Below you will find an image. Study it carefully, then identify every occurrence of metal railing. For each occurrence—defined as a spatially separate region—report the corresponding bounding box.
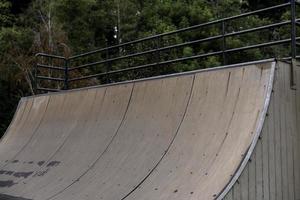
[34,0,300,93]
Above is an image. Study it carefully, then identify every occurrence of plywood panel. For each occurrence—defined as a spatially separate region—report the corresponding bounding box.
[255,137,263,200]
[0,96,49,169]
[16,84,133,198]
[48,75,194,200]
[295,62,300,199]
[224,61,300,200]
[0,61,276,200]
[248,151,256,200]
[279,62,288,200]
[123,64,273,200]
[262,115,270,200]
[268,85,277,200]
[240,163,249,200]
[282,62,295,200]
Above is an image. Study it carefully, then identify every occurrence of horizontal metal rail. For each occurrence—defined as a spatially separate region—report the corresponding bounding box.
[37,64,65,71]
[224,38,295,53]
[36,87,62,92]
[35,53,67,92]
[69,21,291,71]
[69,3,291,60]
[35,2,299,92]
[69,38,297,82]
[35,53,66,60]
[68,35,224,71]
[36,76,65,82]
[68,51,223,82]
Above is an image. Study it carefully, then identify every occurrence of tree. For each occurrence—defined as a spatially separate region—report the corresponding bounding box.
[0,0,13,26]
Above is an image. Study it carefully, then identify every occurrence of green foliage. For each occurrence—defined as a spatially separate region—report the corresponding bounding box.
[0,27,33,134]
[51,0,97,52]
[0,27,33,52]
[0,0,13,26]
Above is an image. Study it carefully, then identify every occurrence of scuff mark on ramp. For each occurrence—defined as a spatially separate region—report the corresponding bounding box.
[0,180,17,188]
[0,194,32,200]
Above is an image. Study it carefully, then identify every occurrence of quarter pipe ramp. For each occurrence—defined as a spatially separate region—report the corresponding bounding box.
[0,60,299,200]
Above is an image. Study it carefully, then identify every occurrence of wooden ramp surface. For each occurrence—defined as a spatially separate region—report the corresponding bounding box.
[0,62,275,200]
[223,61,300,200]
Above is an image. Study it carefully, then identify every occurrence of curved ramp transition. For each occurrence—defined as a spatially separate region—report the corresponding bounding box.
[223,61,300,200]
[0,61,276,200]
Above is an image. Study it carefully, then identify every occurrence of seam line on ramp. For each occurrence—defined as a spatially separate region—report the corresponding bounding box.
[216,62,276,199]
[46,84,135,200]
[38,88,102,167]
[120,74,196,200]
[21,89,102,187]
[201,82,243,192]
[0,97,51,170]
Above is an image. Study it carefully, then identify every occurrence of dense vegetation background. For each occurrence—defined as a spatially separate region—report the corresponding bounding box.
[0,0,296,135]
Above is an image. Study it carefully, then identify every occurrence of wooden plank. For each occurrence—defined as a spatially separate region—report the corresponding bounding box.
[279,63,289,200]
[255,133,263,200]
[0,63,276,200]
[273,64,283,200]
[39,75,194,200]
[248,151,256,200]
[282,62,296,200]
[240,164,249,200]
[0,99,32,167]
[268,70,277,200]
[114,65,274,200]
[233,177,241,200]
[295,62,300,199]
[224,189,233,200]
[16,85,134,195]
[262,114,270,200]
[222,61,300,200]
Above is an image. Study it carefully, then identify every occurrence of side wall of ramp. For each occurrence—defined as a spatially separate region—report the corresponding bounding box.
[223,61,300,200]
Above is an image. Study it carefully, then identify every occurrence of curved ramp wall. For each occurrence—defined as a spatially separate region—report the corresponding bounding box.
[0,62,275,200]
[224,61,300,200]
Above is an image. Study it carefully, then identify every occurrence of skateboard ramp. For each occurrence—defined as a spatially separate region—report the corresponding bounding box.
[0,61,298,200]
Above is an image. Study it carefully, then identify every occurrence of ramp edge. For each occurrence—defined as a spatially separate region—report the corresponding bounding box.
[216,61,277,199]
[0,99,25,143]
[24,59,278,100]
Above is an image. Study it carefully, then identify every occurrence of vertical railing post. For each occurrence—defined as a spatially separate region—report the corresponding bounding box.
[34,56,38,94]
[222,20,227,65]
[291,0,297,89]
[106,47,111,84]
[156,36,161,65]
[49,57,53,88]
[155,36,162,76]
[291,0,297,59]
[64,58,69,90]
